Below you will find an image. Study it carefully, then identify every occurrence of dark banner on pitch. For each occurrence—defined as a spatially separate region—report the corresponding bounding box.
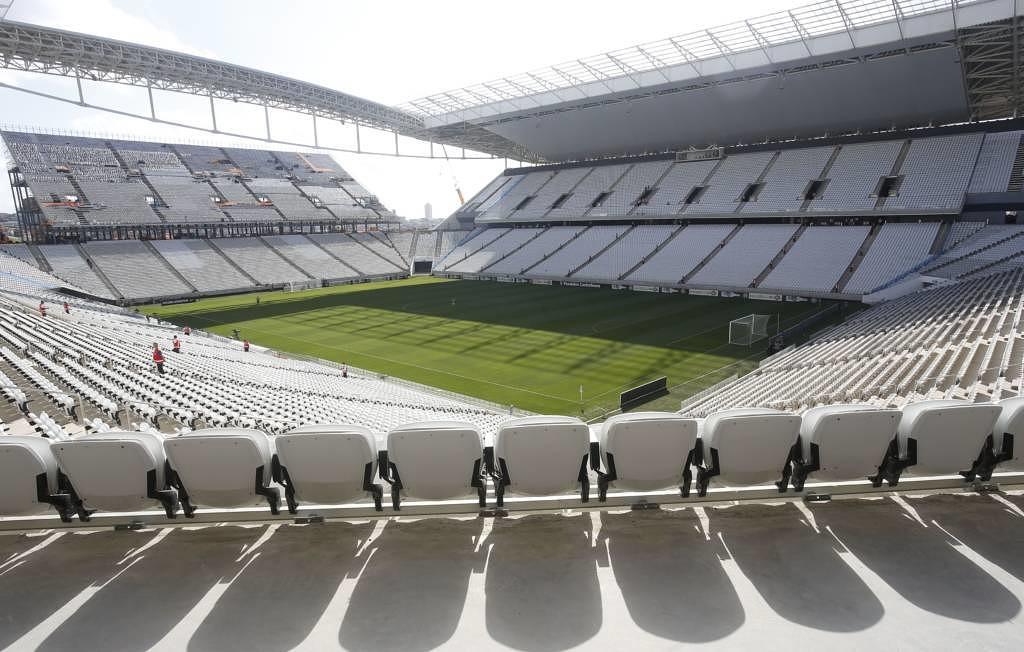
[620,376,668,411]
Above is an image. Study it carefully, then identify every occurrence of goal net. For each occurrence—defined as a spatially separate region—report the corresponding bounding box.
[729,314,772,346]
[284,280,320,292]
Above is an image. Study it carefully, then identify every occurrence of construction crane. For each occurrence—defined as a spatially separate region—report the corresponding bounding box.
[439,145,465,206]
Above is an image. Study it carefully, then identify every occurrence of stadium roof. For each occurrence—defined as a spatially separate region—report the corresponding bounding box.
[2,1,1022,164]
[0,19,533,160]
[405,0,1024,162]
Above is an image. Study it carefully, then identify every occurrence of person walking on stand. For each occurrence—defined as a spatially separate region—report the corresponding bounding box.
[342,363,348,378]
[63,301,70,315]
[243,339,250,353]
[38,301,46,317]
[172,335,181,353]
[183,325,191,336]
[152,343,166,375]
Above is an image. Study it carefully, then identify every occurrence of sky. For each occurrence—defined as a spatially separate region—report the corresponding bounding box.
[0,0,806,220]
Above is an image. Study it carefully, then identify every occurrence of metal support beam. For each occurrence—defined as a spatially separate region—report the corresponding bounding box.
[147,84,155,120]
[264,104,271,141]
[209,94,217,132]
[75,74,83,104]
[312,113,318,147]
[835,0,858,49]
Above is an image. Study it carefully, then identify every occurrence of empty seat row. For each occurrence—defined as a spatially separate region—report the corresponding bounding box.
[3,399,1020,522]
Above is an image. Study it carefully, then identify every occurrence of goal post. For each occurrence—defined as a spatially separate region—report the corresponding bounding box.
[729,314,773,346]
[284,280,321,293]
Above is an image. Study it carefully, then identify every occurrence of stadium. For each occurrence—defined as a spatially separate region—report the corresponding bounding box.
[0,0,1023,649]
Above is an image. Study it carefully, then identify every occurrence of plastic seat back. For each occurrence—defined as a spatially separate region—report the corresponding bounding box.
[52,431,165,513]
[276,424,377,504]
[600,412,699,491]
[899,400,1000,475]
[994,397,1024,471]
[164,428,274,509]
[702,408,800,487]
[386,421,482,501]
[494,415,590,495]
[0,436,59,517]
[800,404,900,481]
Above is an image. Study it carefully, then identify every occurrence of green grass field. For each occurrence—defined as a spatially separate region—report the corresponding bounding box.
[146,277,833,418]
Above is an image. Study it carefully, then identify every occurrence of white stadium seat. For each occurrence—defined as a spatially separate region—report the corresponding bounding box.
[782,404,900,491]
[163,427,280,515]
[274,423,383,513]
[0,435,79,521]
[381,421,486,510]
[595,411,700,500]
[696,407,801,495]
[490,415,593,506]
[51,430,179,519]
[963,396,1024,480]
[871,400,1001,486]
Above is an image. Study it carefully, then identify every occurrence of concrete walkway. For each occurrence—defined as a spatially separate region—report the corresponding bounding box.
[0,492,1021,651]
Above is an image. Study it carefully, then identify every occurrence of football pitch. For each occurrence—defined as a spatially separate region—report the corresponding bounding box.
[146,277,835,418]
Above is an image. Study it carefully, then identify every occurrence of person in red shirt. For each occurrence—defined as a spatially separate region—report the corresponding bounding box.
[38,301,46,317]
[152,343,166,374]
[63,301,70,315]
[243,339,250,353]
[172,335,181,353]
[183,325,191,336]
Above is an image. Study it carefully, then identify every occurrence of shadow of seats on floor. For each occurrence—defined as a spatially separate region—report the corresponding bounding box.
[0,529,162,650]
[898,493,1024,583]
[35,525,277,652]
[188,521,374,652]
[339,517,484,652]
[485,513,602,652]
[815,497,1021,624]
[713,502,884,633]
[599,509,745,642]
[0,530,47,563]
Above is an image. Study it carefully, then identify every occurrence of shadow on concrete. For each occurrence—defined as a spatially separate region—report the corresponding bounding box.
[189,521,373,652]
[339,517,484,652]
[714,502,884,632]
[599,509,745,642]
[485,513,601,651]
[817,497,1021,623]
[36,526,272,652]
[0,530,160,650]
[904,493,1024,583]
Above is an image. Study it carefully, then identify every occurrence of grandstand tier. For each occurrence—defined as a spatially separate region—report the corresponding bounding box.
[2,131,386,231]
[465,129,1022,224]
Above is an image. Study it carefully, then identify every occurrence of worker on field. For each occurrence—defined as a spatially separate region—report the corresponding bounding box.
[243,339,250,353]
[152,343,166,375]
[256,296,261,305]
[38,301,46,317]
[172,335,181,353]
